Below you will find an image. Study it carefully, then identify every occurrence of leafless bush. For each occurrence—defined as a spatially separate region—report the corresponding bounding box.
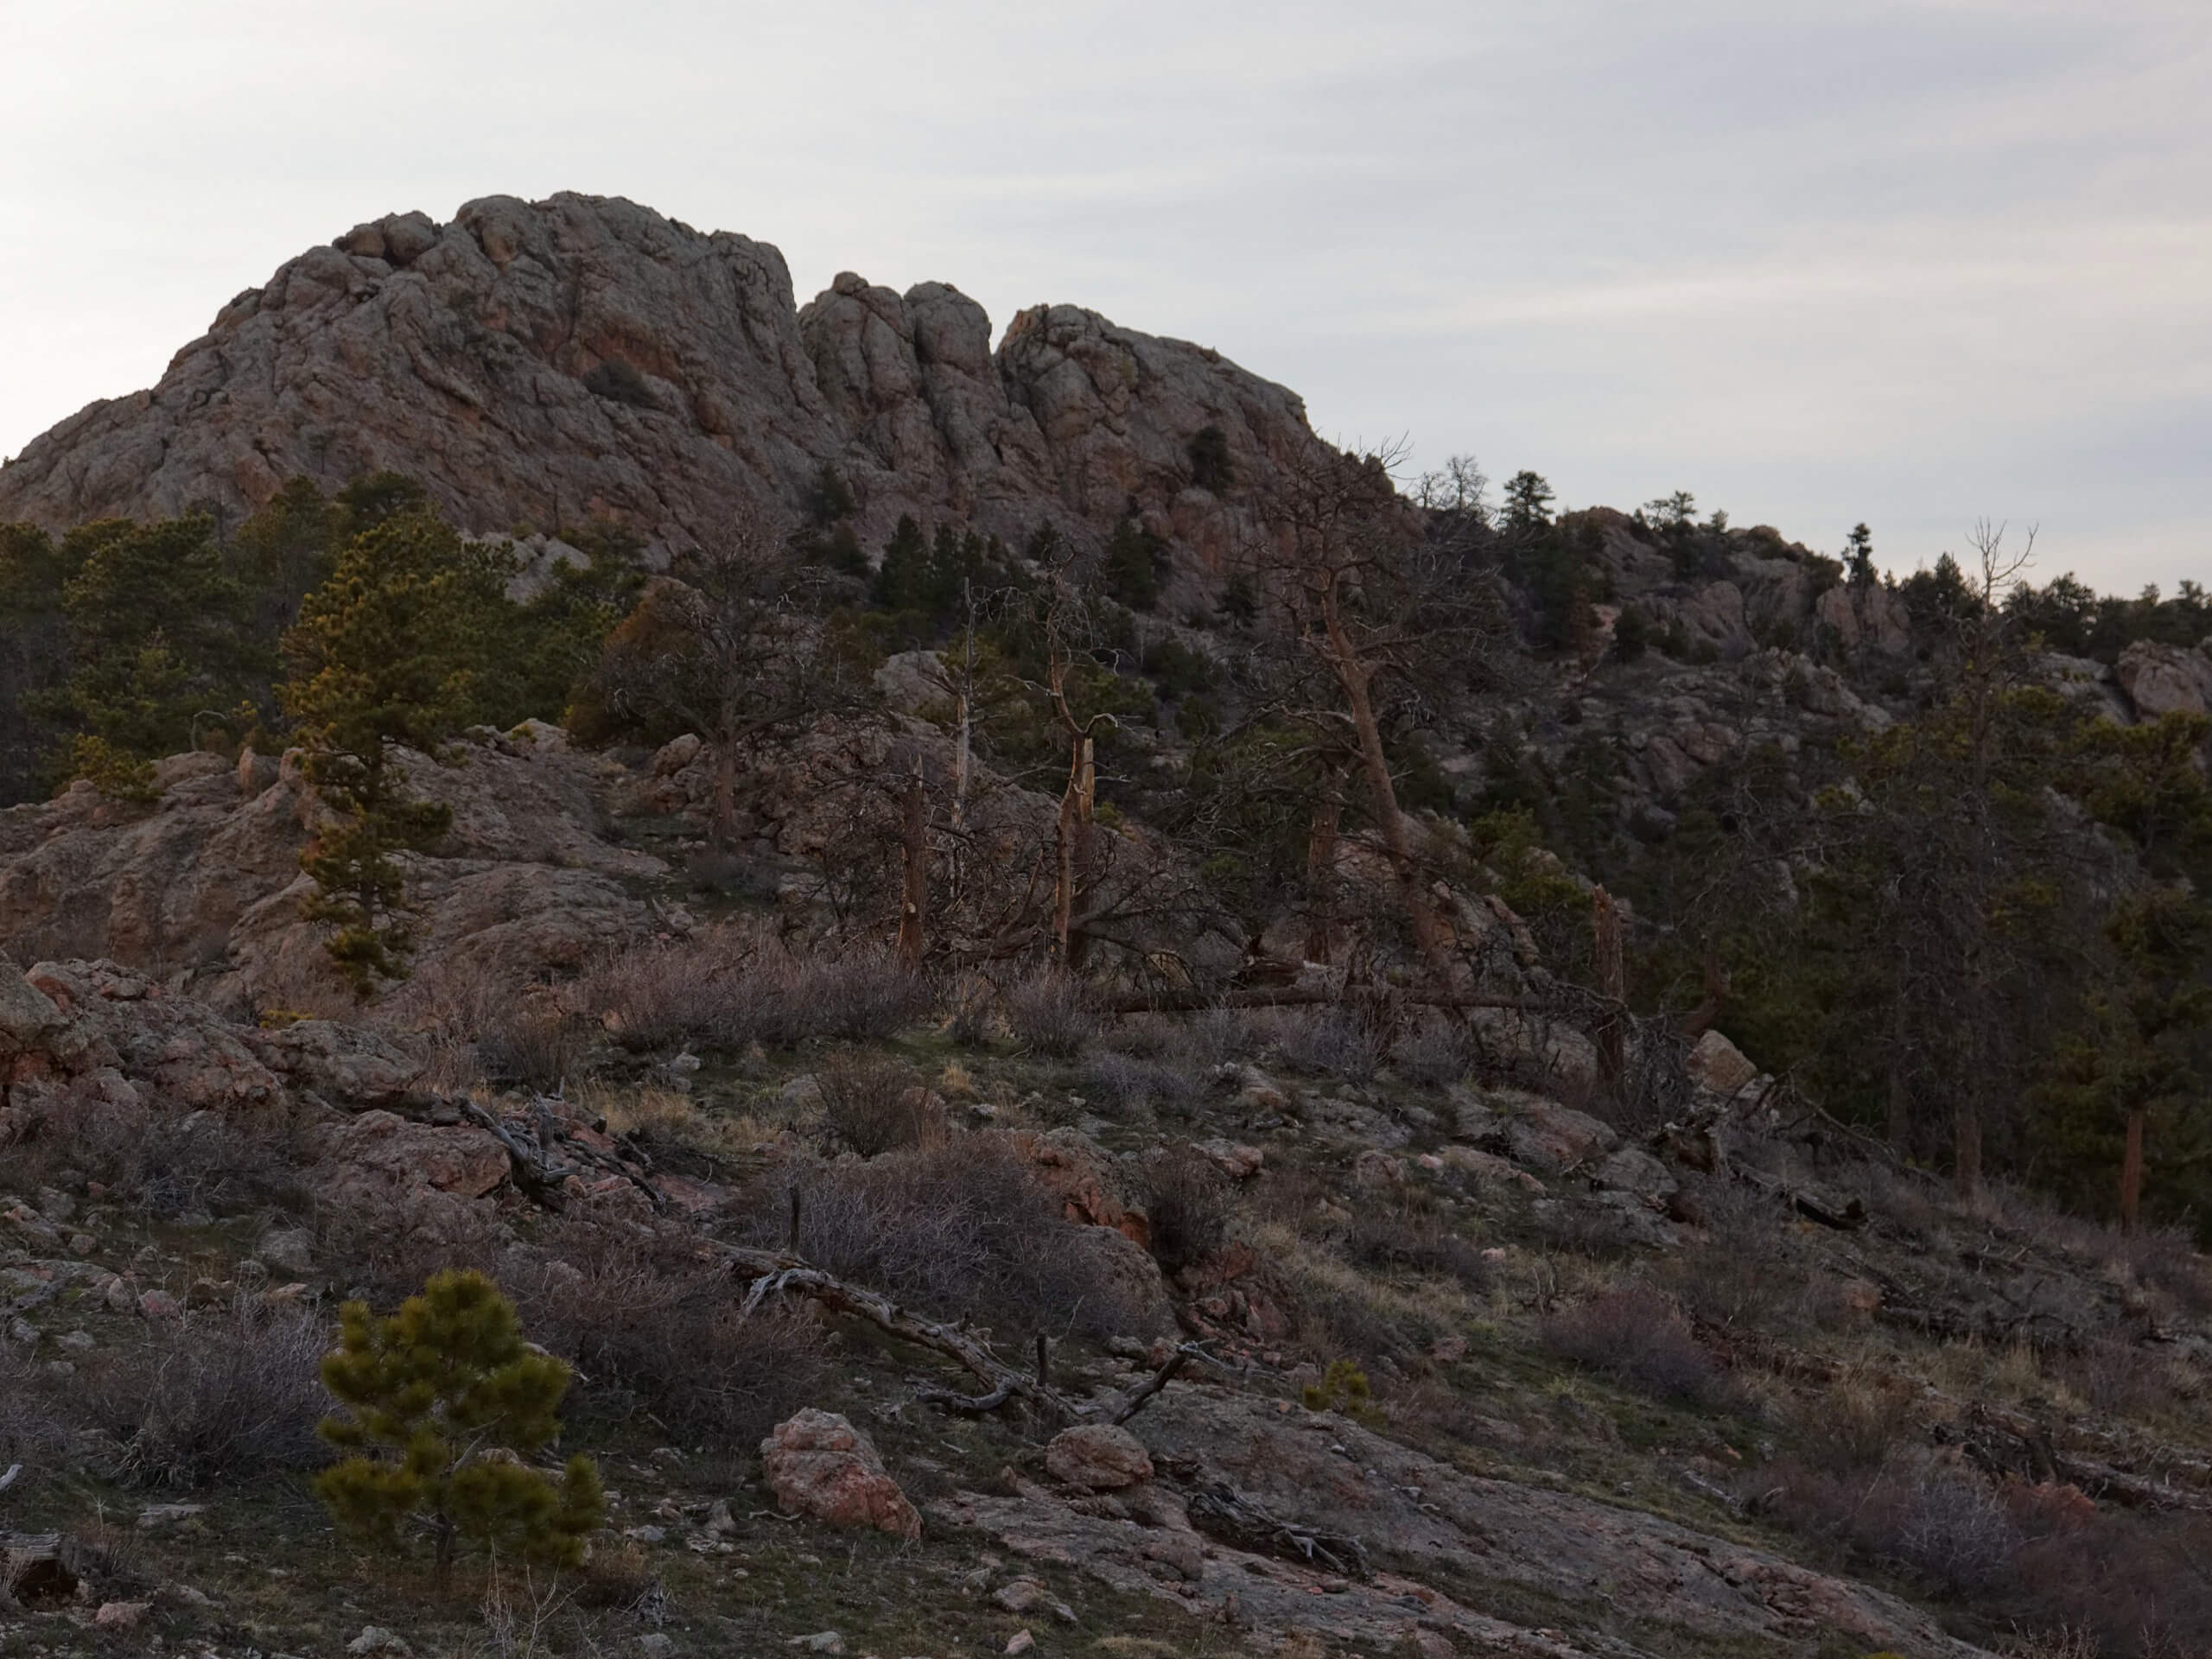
[1659,1185,1817,1336]
[479,1001,583,1091]
[579,933,927,1053]
[816,1055,944,1157]
[509,1222,824,1444]
[74,1299,330,1488]
[760,1135,1143,1339]
[1084,1051,1203,1115]
[1172,1006,1262,1069]
[777,952,931,1045]
[576,934,754,1052]
[1141,1145,1230,1275]
[1391,1017,1478,1088]
[2121,1230,2212,1320]
[1004,971,1100,1058]
[1,1077,310,1219]
[1344,1204,1491,1293]
[2051,1337,2183,1419]
[1266,1006,1384,1082]
[1541,1286,1737,1409]
[0,1343,72,1487]
[1787,1372,1916,1476]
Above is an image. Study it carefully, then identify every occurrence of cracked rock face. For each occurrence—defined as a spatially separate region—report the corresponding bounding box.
[0,193,1324,566]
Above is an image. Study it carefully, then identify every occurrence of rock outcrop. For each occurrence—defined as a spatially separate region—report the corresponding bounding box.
[760,1409,922,1540]
[0,727,667,1014]
[0,194,1321,565]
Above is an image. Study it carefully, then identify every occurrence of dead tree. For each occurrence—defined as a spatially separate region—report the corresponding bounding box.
[1240,442,1504,972]
[588,512,861,849]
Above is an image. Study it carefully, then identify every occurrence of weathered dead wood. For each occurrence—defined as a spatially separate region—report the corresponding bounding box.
[1725,1159,1866,1230]
[461,1099,580,1205]
[1110,1344,1205,1426]
[1184,1481,1370,1580]
[1106,985,1540,1016]
[715,1246,1076,1422]
[0,1532,77,1608]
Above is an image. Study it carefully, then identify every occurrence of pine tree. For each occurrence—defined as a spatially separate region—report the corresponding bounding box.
[1102,518,1166,612]
[280,510,513,991]
[44,515,264,781]
[315,1270,604,1573]
[1843,523,1876,586]
[871,514,930,611]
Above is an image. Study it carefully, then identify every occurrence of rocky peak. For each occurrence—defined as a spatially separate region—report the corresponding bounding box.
[0,193,1322,563]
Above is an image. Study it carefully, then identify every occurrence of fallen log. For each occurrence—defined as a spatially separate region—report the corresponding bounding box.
[1184,1481,1370,1580]
[715,1246,1077,1424]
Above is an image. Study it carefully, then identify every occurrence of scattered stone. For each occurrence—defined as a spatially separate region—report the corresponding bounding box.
[1005,1632,1035,1656]
[1045,1423,1154,1491]
[623,1524,666,1544]
[760,1409,922,1540]
[93,1601,151,1630]
[787,1634,845,1655]
[346,1628,413,1656]
[258,1226,316,1275]
[1687,1029,1759,1096]
[636,1636,675,1657]
[993,1576,1077,1623]
[56,1329,93,1352]
[137,1289,181,1319]
[137,1503,206,1531]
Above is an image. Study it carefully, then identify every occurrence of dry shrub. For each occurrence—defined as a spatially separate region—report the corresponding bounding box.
[509,1221,824,1444]
[1787,1371,1916,1475]
[816,1054,944,1157]
[72,1299,331,1488]
[1265,1005,1384,1082]
[404,960,580,1091]
[762,1135,1144,1339]
[1172,1005,1262,1069]
[1343,1202,1491,1294]
[1141,1145,1230,1275]
[0,1077,309,1220]
[1659,1186,1817,1335]
[2120,1230,2212,1320]
[1541,1286,1737,1410]
[2052,1336,2184,1419]
[0,1344,72,1487]
[1084,1050,1203,1115]
[1391,1016,1479,1088]
[1004,971,1099,1058]
[790,953,932,1044]
[580,932,927,1053]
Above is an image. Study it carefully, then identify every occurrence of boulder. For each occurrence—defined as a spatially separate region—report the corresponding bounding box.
[760,1409,921,1540]
[1688,1029,1759,1096]
[245,1020,426,1110]
[1044,1423,1154,1491]
[2116,639,2212,720]
[315,1110,509,1209]
[0,964,66,1057]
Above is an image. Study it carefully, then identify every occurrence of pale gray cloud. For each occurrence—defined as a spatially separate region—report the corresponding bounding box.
[3,0,2205,589]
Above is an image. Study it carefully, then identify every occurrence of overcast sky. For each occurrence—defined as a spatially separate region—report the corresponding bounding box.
[3,1,2206,591]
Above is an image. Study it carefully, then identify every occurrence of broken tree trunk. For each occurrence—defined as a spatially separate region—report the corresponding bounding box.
[1592,886,1625,1090]
[897,761,929,971]
[715,1243,1076,1423]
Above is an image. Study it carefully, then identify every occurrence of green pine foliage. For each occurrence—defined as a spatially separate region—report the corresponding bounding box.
[36,515,265,783]
[280,510,515,992]
[315,1270,604,1572]
[1186,424,1234,493]
[1102,518,1169,612]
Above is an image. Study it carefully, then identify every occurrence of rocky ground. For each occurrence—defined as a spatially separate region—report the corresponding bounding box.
[5,843,2209,1656]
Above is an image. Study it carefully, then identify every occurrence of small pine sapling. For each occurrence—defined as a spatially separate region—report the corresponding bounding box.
[315,1269,603,1572]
